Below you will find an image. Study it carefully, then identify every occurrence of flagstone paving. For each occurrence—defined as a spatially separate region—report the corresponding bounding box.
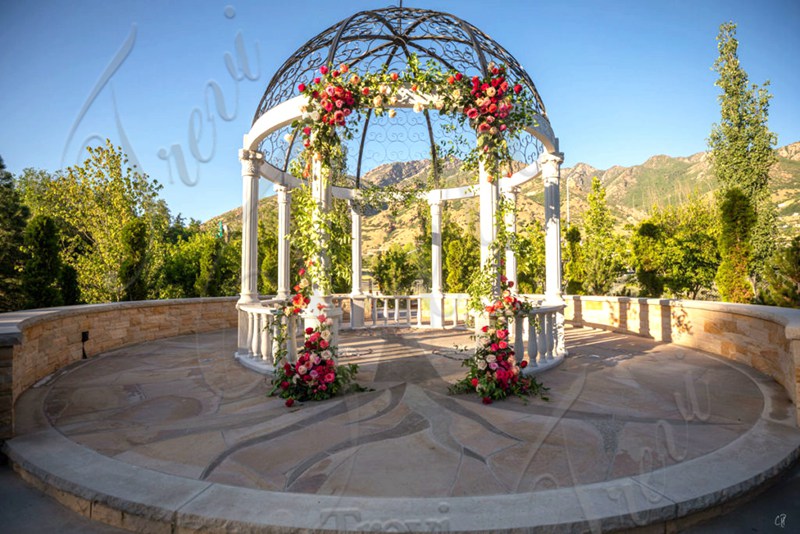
[6,325,800,532]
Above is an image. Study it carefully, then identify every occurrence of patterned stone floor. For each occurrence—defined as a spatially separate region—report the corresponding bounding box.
[37,325,781,499]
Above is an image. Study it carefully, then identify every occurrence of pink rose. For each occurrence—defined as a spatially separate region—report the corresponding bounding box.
[498,341,508,349]
[324,372,335,383]
[319,339,329,349]
[466,108,479,119]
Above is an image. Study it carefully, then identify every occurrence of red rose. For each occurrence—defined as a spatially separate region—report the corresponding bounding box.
[362,87,370,95]
[390,72,399,81]
[470,378,479,387]
[298,83,306,92]
[482,397,493,405]
[305,327,314,335]
[332,70,339,78]
[520,360,528,368]
[283,363,291,372]
[513,84,522,94]
[455,72,463,81]
[280,381,289,389]
[447,75,455,84]
[481,325,488,333]
[313,77,320,84]
[285,398,295,407]
[319,65,328,75]
[508,281,514,287]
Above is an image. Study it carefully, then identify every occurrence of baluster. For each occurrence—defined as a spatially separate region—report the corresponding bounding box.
[514,314,524,361]
[452,297,458,327]
[383,298,388,326]
[260,314,269,361]
[264,313,275,364]
[394,297,399,323]
[286,315,297,363]
[416,297,422,327]
[527,314,538,367]
[537,314,547,362]
[370,296,377,325]
[546,312,555,360]
[406,298,411,326]
[248,313,258,357]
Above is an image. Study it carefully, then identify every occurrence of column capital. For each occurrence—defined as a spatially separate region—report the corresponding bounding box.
[538,151,564,167]
[238,149,264,176]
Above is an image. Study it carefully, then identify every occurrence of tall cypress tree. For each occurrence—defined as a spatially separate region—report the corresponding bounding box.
[22,215,64,308]
[0,156,29,311]
[709,22,777,302]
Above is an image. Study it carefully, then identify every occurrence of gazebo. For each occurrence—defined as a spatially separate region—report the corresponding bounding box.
[235,6,565,370]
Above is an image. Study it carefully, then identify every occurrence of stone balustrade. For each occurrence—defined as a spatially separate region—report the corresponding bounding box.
[0,298,238,444]
[564,295,800,425]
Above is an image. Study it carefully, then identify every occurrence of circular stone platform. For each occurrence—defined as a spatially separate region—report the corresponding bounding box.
[5,326,800,533]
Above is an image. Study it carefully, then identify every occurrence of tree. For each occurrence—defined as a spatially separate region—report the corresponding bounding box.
[631,196,720,299]
[563,226,584,294]
[372,244,417,294]
[709,22,777,301]
[21,215,62,308]
[514,221,546,294]
[0,156,29,311]
[119,218,149,301]
[445,226,479,292]
[580,177,625,295]
[763,237,800,308]
[16,141,168,303]
[716,187,755,303]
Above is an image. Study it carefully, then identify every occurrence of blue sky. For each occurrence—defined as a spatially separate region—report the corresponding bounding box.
[1,0,798,222]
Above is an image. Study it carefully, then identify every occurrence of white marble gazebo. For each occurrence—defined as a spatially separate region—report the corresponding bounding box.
[235,6,565,368]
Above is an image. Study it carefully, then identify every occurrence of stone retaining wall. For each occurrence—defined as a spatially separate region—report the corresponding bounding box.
[564,295,800,425]
[0,298,238,443]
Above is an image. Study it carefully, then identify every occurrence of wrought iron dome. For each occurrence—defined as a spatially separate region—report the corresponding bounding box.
[254,6,549,186]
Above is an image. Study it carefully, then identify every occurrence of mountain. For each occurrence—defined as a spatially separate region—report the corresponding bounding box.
[205,141,800,252]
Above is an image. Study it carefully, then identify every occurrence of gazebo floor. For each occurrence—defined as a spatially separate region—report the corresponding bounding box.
[5,325,800,533]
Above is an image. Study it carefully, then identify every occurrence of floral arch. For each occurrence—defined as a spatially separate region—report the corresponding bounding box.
[236,6,565,386]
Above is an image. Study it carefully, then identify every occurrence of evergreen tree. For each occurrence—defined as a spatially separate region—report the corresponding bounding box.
[563,226,584,294]
[445,226,479,293]
[581,177,624,295]
[715,188,755,303]
[0,156,29,311]
[119,218,149,301]
[21,215,63,308]
[709,22,777,301]
[372,245,417,294]
[763,237,800,308]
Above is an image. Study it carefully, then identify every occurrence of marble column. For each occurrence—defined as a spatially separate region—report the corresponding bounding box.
[539,151,567,355]
[236,148,263,357]
[350,200,365,328]
[430,195,444,328]
[276,184,291,299]
[502,186,518,293]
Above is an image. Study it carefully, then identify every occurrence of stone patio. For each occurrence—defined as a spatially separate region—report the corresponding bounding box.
[5,325,800,532]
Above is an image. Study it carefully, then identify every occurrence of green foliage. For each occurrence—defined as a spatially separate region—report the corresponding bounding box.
[762,236,800,308]
[157,231,240,299]
[443,219,479,292]
[578,177,625,295]
[59,264,81,305]
[709,22,777,298]
[16,141,168,303]
[514,221,546,294]
[716,187,755,302]
[563,226,584,294]
[119,218,149,301]
[0,156,29,311]
[372,244,417,294]
[21,215,63,308]
[630,196,720,299]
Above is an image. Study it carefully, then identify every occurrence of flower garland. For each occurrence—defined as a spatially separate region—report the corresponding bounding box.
[290,55,535,181]
[269,263,361,407]
[450,278,548,404]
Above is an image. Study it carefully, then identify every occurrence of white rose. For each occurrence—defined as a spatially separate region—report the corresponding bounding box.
[477,360,487,370]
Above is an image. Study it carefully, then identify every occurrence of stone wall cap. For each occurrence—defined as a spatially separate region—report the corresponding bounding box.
[0,297,239,344]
